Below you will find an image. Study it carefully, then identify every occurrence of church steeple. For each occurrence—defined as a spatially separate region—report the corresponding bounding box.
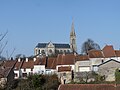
[70,20,76,37]
[70,19,77,53]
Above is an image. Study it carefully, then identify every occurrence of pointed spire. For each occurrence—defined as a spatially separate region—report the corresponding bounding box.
[70,18,76,36]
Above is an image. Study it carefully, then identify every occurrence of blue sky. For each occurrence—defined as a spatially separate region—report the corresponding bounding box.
[0,0,120,57]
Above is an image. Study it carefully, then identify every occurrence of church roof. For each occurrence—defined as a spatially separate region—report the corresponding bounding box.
[36,43,70,48]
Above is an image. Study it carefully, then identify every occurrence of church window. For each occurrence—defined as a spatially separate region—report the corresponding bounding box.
[60,50,63,53]
[72,39,75,44]
[64,50,66,53]
[49,49,52,53]
[38,50,40,54]
[36,49,37,54]
[41,50,45,54]
[67,50,70,53]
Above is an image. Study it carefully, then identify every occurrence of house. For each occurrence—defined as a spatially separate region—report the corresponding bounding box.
[56,54,76,83]
[20,58,34,78]
[98,59,120,81]
[33,57,46,74]
[14,58,24,79]
[88,50,104,71]
[75,55,90,72]
[45,57,57,74]
[58,84,120,90]
[0,60,17,88]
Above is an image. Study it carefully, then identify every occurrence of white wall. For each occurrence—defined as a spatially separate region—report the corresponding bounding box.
[33,65,45,74]
[21,68,33,76]
[75,60,90,72]
[14,70,20,79]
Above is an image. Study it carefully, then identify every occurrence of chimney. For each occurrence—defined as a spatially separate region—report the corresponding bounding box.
[34,58,36,62]
[74,52,77,56]
[26,58,28,62]
[45,56,48,67]
[18,58,21,62]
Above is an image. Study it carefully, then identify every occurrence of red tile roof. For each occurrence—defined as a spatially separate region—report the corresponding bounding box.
[14,59,24,70]
[58,84,120,90]
[76,55,89,61]
[34,57,46,65]
[102,45,116,58]
[115,50,120,57]
[40,57,46,65]
[58,66,71,72]
[21,59,34,69]
[57,54,76,65]
[46,57,57,69]
[88,50,104,58]
[57,54,63,65]
[0,67,11,78]
[3,60,17,68]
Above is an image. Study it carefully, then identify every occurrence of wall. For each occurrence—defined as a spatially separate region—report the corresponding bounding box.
[33,65,45,74]
[98,60,120,81]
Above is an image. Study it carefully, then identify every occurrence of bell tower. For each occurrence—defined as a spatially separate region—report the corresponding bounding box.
[70,19,77,53]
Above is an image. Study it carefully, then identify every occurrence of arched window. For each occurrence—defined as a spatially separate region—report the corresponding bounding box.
[49,49,52,53]
[38,50,40,54]
[72,39,75,44]
[41,50,45,54]
[64,50,66,53]
[67,50,70,53]
[60,50,63,53]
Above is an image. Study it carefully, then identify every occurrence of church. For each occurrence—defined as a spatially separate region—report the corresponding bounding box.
[34,21,77,56]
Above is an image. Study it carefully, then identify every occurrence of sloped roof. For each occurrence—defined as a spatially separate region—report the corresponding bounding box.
[21,59,34,69]
[88,50,104,58]
[46,57,57,69]
[57,54,76,65]
[34,57,46,65]
[98,59,120,67]
[58,84,119,90]
[0,67,11,78]
[76,55,89,61]
[36,43,70,48]
[58,66,71,72]
[14,59,24,70]
[115,50,120,57]
[3,60,17,68]
[102,45,116,58]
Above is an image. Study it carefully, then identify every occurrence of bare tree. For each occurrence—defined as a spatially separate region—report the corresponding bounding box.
[0,31,8,60]
[81,39,100,55]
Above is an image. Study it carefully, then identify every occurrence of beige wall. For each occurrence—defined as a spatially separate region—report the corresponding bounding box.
[98,60,120,81]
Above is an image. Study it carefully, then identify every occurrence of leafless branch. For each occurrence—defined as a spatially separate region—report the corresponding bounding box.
[0,30,8,42]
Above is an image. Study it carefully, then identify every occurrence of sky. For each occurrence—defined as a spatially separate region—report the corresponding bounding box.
[0,0,120,58]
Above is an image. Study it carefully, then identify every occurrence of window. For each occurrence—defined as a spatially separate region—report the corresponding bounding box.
[22,73,27,77]
[102,60,104,63]
[24,69,26,72]
[60,50,63,53]
[38,50,40,54]
[49,49,52,53]
[63,73,66,76]
[67,50,70,53]
[31,68,33,71]
[15,73,18,77]
[64,50,66,53]
[72,39,75,44]
[41,50,45,54]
